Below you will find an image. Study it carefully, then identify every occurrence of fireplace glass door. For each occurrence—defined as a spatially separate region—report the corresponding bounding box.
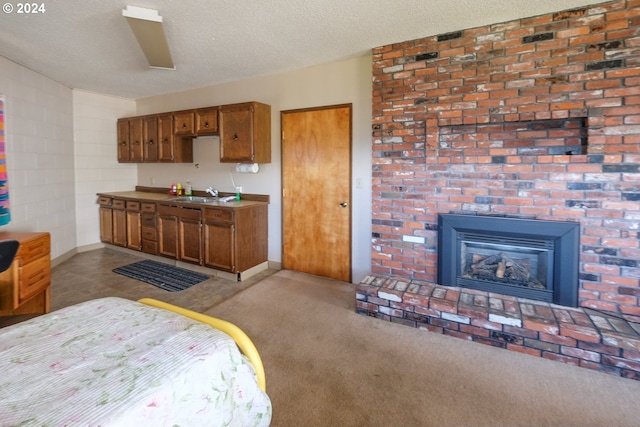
[458,233,554,302]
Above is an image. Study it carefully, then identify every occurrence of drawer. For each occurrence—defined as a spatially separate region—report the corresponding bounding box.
[141,213,156,227]
[141,240,158,255]
[126,200,141,211]
[18,254,50,303]
[97,196,112,206]
[141,226,157,241]
[141,202,157,213]
[19,233,50,266]
[112,199,126,209]
[204,208,233,222]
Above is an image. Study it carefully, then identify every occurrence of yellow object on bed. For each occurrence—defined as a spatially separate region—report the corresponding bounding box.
[0,297,271,427]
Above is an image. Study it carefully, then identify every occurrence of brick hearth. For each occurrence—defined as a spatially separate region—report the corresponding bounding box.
[357,275,640,380]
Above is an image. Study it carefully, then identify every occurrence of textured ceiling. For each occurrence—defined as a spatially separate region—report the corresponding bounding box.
[0,0,602,99]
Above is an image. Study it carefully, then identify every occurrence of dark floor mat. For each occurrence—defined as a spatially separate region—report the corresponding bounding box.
[112,260,209,292]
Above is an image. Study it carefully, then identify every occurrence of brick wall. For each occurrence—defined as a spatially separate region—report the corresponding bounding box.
[371,0,640,318]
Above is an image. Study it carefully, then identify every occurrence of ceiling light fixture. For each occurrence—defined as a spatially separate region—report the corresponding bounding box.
[122,5,175,70]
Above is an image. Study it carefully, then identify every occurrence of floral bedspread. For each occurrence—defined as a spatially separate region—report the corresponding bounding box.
[0,297,271,427]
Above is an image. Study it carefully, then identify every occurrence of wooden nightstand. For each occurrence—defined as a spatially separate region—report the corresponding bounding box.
[0,232,51,316]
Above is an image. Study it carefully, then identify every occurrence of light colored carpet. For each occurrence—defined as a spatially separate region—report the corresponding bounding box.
[209,269,640,427]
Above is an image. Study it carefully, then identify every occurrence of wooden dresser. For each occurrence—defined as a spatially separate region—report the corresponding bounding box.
[0,232,51,316]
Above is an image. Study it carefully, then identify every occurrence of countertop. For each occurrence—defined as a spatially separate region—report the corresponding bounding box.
[97,191,269,208]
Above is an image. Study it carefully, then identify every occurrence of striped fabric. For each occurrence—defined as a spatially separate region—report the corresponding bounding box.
[0,96,9,226]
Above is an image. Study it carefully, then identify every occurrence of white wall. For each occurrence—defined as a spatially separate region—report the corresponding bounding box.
[136,55,373,282]
[0,56,77,258]
[72,90,137,247]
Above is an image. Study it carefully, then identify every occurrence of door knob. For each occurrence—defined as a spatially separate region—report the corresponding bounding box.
[339,202,349,208]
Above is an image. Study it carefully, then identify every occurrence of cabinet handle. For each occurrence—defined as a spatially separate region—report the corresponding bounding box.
[233,133,239,141]
[204,121,209,128]
[339,202,349,208]
[148,139,154,145]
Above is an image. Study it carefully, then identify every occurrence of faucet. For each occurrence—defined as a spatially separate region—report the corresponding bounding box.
[205,186,218,198]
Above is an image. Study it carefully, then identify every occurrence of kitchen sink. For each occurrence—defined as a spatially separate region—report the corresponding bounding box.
[166,196,218,204]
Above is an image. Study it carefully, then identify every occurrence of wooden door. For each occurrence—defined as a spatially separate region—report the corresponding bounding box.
[281,104,351,281]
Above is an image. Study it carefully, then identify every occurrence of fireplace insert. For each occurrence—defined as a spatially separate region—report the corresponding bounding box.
[438,214,580,307]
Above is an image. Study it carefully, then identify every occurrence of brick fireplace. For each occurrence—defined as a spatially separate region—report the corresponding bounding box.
[358,0,640,379]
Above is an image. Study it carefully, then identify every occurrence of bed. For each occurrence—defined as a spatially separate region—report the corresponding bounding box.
[0,297,271,427]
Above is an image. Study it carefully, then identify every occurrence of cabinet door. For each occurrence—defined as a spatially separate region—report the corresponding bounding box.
[158,113,175,162]
[99,207,113,243]
[112,208,127,247]
[126,210,141,250]
[174,111,195,136]
[219,105,254,162]
[179,216,202,264]
[219,102,271,163]
[117,119,130,162]
[128,118,144,162]
[143,115,158,162]
[158,214,178,258]
[195,107,219,135]
[203,222,235,272]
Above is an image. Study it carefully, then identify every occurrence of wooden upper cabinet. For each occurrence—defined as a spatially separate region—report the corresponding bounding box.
[173,110,195,136]
[117,117,143,162]
[143,115,158,162]
[128,117,144,162]
[158,113,175,162]
[117,102,270,163]
[117,118,130,162]
[195,107,219,135]
[219,102,271,163]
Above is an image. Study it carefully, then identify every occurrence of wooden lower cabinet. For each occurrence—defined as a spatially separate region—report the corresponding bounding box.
[99,205,113,243]
[158,209,178,259]
[98,194,268,276]
[98,197,126,247]
[203,217,234,271]
[203,204,267,273]
[157,204,202,264]
[126,200,142,251]
[0,232,51,316]
[112,199,127,247]
[141,209,158,255]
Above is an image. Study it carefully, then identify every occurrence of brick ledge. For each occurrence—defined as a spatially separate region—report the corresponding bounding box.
[356,274,640,380]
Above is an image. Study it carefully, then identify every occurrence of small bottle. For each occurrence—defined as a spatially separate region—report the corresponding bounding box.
[177,182,183,196]
[170,183,177,195]
[185,180,192,196]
